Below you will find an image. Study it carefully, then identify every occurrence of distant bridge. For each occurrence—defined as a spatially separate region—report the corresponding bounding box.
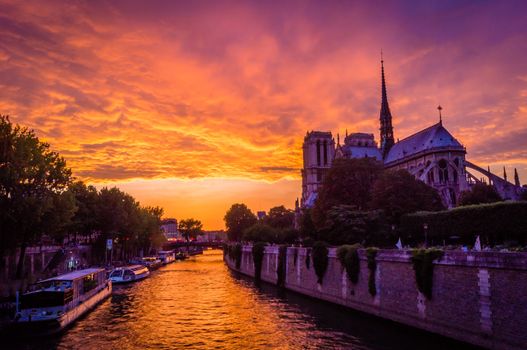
[163,241,224,250]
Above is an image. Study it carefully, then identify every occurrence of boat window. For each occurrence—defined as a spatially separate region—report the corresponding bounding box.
[110,270,123,278]
[83,275,98,293]
[124,270,135,279]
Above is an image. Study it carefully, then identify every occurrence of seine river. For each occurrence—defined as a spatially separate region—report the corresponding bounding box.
[5,250,476,349]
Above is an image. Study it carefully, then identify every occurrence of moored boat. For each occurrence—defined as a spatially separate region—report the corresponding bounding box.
[13,268,111,334]
[141,257,163,270]
[158,250,175,265]
[109,265,149,284]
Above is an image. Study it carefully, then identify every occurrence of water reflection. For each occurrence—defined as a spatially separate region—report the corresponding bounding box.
[3,250,477,349]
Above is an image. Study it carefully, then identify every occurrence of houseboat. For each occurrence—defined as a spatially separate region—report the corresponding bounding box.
[141,257,163,270]
[158,250,175,265]
[14,268,111,334]
[109,265,149,284]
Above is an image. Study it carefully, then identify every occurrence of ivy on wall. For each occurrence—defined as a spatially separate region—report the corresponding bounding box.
[227,243,243,269]
[336,244,361,284]
[305,248,311,270]
[312,241,329,284]
[411,248,444,299]
[366,248,378,296]
[276,245,287,287]
[252,242,266,282]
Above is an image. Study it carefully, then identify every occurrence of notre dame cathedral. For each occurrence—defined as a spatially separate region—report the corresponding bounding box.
[301,59,523,209]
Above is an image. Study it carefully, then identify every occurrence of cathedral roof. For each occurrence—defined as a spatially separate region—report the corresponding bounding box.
[384,122,464,164]
[342,145,382,160]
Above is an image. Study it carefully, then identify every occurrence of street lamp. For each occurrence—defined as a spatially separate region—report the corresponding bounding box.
[423,223,428,247]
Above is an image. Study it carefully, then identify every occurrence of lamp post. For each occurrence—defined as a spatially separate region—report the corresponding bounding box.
[423,223,428,248]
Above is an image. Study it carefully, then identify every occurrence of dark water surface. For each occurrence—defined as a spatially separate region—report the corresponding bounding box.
[4,250,476,349]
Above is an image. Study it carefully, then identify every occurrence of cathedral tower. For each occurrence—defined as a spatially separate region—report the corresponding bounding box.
[301,131,335,207]
[380,58,395,158]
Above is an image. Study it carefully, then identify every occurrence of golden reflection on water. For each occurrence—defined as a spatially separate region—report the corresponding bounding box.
[6,250,473,350]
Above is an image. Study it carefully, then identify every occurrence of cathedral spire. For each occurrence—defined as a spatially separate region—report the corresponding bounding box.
[514,168,520,186]
[380,54,394,158]
[503,166,507,181]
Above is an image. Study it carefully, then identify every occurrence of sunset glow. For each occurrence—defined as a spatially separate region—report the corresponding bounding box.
[1,0,526,228]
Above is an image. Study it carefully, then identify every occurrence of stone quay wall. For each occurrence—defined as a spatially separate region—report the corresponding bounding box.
[225,246,527,350]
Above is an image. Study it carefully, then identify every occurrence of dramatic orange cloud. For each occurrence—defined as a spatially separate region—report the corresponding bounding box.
[1,0,526,228]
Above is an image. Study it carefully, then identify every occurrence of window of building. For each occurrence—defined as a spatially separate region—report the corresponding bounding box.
[323,140,328,165]
[316,140,321,166]
[438,159,449,183]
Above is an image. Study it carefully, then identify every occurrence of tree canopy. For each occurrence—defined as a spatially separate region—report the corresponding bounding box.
[179,218,204,242]
[370,169,444,224]
[312,158,383,228]
[264,205,295,229]
[224,203,257,241]
[1,115,73,277]
[458,183,502,206]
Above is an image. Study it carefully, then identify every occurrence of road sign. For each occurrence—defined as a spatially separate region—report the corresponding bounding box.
[106,239,113,250]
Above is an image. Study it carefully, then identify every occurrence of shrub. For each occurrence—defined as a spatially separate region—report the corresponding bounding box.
[229,243,242,269]
[366,248,378,296]
[312,241,329,284]
[252,242,266,282]
[336,244,361,284]
[400,201,527,247]
[243,223,299,244]
[276,245,287,287]
[411,248,444,299]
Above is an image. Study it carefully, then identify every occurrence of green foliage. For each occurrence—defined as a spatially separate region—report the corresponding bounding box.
[227,243,243,269]
[336,244,361,284]
[312,241,329,284]
[252,242,266,282]
[370,169,444,224]
[224,203,257,242]
[305,248,311,269]
[411,249,444,299]
[366,248,378,296]
[264,205,295,229]
[400,201,527,246]
[276,245,287,287]
[179,218,204,242]
[459,183,502,206]
[299,208,317,239]
[322,206,389,246]
[0,115,72,277]
[312,158,383,228]
[243,223,299,244]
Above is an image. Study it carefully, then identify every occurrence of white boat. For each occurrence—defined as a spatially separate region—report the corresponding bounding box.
[158,250,175,264]
[14,268,111,334]
[109,265,149,284]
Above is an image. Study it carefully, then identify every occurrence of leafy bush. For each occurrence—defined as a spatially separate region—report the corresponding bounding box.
[322,206,390,246]
[336,244,361,284]
[228,243,242,269]
[400,201,527,246]
[252,242,266,282]
[366,248,378,296]
[243,223,299,244]
[312,241,329,284]
[276,245,287,287]
[411,248,444,299]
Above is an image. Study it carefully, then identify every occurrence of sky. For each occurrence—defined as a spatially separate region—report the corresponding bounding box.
[1,0,526,229]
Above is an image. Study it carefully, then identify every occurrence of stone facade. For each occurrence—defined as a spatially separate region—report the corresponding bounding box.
[226,246,527,350]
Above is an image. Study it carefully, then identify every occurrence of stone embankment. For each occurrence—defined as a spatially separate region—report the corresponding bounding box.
[225,246,527,350]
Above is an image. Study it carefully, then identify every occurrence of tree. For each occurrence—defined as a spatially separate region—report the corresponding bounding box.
[243,223,276,242]
[0,115,72,278]
[312,158,383,228]
[370,170,445,224]
[178,218,203,243]
[224,203,257,241]
[323,205,389,246]
[68,181,100,242]
[459,183,502,206]
[264,205,295,229]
